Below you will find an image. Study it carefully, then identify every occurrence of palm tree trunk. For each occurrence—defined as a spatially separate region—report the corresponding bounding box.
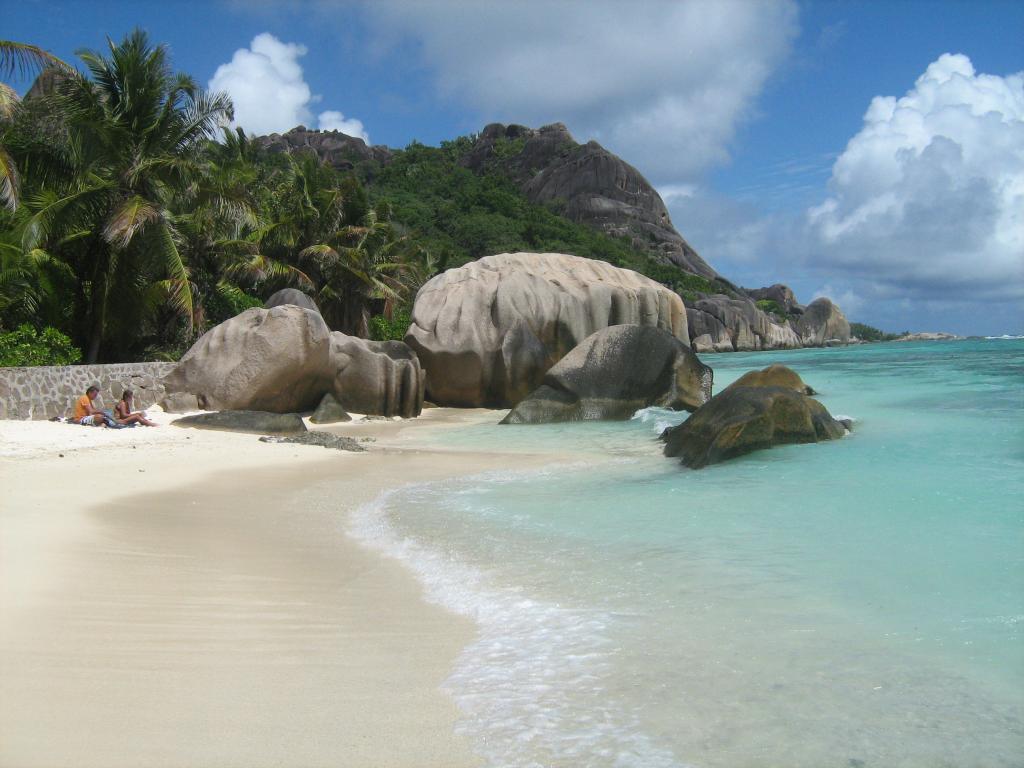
[85,246,109,363]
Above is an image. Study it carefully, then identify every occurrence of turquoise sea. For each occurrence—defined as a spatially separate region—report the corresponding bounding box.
[351,339,1024,767]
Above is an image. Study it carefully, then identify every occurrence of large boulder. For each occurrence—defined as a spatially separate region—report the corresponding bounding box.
[502,325,712,424]
[265,288,320,314]
[328,334,424,418]
[662,386,846,469]
[405,252,688,408]
[163,306,332,412]
[724,365,815,395]
[795,298,850,346]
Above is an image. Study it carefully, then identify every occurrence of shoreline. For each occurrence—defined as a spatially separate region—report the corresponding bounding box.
[0,407,537,768]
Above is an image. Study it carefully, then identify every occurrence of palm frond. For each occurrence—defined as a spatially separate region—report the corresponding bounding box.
[0,41,72,79]
[102,195,161,248]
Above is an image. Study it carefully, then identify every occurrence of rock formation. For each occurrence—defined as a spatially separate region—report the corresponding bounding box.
[265,288,320,313]
[163,306,333,412]
[687,296,802,352]
[328,334,423,418]
[463,123,716,279]
[405,252,688,408]
[724,364,815,395]
[259,432,365,451]
[662,385,846,469]
[255,126,393,171]
[502,325,712,424]
[163,306,424,417]
[309,392,351,424]
[795,298,851,346]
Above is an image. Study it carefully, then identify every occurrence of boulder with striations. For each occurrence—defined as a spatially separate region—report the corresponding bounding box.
[502,325,712,424]
[328,334,424,418]
[163,306,332,412]
[405,252,689,408]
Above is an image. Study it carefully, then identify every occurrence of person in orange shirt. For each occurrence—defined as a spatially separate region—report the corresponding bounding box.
[73,385,107,426]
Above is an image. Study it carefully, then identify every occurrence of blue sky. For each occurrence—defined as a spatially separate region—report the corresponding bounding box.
[6,0,1023,334]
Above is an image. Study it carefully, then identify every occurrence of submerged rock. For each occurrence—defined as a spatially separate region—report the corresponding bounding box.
[173,410,307,435]
[662,386,845,469]
[724,365,815,396]
[406,252,688,408]
[503,325,712,424]
[259,431,365,452]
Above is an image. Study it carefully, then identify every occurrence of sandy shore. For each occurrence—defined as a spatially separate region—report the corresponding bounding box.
[0,407,527,768]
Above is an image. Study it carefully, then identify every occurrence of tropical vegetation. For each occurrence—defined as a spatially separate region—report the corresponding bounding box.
[4,30,862,367]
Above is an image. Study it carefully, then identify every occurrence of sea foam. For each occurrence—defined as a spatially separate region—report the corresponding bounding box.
[347,469,689,768]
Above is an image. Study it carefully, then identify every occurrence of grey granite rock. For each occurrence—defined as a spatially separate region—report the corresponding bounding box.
[309,392,352,424]
[259,431,365,452]
[503,325,711,424]
[406,252,688,408]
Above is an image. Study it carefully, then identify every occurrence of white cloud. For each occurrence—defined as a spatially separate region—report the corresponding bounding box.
[806,53,1024,301]
[364,0,797,182]
[209,33,370,141]
[317,110,369,142]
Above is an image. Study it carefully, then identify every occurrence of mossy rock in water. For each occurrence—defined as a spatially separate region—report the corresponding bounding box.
[173,410,307,435]
[724,364,815,395]
[662,386,845,468]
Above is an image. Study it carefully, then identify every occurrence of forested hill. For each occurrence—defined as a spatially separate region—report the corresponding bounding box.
[0,32,844,367]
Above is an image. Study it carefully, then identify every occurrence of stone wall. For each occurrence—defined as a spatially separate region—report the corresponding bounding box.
[0,363,176,420]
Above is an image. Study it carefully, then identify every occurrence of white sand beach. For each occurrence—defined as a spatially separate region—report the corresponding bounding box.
[0,407,530,768]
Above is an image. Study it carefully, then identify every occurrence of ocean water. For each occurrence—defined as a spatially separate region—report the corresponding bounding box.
[350,339,1024,768]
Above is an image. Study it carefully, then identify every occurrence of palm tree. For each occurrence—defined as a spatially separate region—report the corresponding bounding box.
[0,41,72,211]
[17,29,231,361]
[301,208,424,337]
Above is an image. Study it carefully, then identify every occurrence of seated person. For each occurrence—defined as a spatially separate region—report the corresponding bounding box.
[73,385,107,426]
[114,389,157,427]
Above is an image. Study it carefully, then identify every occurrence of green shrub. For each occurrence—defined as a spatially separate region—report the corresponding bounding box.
[756,299,786,316]
[369,307,412,342]
[0,325,83,367]
[850,322,902,342]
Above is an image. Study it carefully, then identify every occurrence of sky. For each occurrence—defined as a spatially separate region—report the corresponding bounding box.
[5,0,1023,335]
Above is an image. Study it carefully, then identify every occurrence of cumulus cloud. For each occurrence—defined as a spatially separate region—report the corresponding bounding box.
[363,0,797,182]
[806,53,1024,300]
[209,33,369,141]
[317,110,370,142]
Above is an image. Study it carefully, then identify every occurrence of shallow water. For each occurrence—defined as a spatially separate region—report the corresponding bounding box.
[351,339,1024,767]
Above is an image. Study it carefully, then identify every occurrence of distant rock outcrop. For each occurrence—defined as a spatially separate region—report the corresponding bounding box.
[502,325,712,424]
[405,252,689,408]
[463,123,717,279]
[662,385,846,468]
[795,298,851,346]
[255,126,392,170]
[687,296,802,352]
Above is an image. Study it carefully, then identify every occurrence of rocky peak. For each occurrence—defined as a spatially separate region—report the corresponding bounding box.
[254,126,393,171]
[462,122,717,279]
